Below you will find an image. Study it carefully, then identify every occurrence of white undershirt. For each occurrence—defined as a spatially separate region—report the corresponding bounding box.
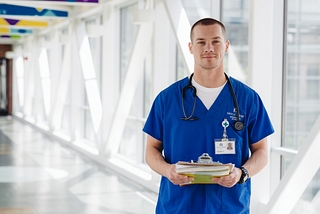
[191,77,227,110]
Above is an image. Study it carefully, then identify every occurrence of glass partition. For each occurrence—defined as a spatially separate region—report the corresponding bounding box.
[284,0,320,212]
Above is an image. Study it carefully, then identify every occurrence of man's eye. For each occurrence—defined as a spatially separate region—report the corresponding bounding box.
[213,40,220,44]
[198,41,205,45]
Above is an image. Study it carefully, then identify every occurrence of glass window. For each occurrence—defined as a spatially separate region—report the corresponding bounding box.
[181,0,212,25]
[15,56,24,111]
[120,3,138,90]
[144,50,153,118]
[86,16,102,92]
[38,48,51,123]
[79,16,103,144]
[176,46,189,80]
[118,2,150,163]
[60,110,70,133]
[222,0,249,82]
[179,1,214,80]
[284,0,320,151]
[119,114,144,162]
[119,67,147,162]
[79,76,96,144]
[61,50,71,134]
[59,27,70,134]
[284,0,320,212]
[82,92,95,142]
[119,44,153,163]
[291,169,320,213]
[118,0,152,161]
[0,59,8,114]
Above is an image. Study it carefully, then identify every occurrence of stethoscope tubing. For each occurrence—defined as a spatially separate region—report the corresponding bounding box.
[181,73,244,131]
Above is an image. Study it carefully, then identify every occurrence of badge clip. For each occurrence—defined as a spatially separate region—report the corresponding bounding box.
[221,118,229,141]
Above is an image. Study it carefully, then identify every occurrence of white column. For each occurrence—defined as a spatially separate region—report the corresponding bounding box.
[269,0,285,197]
[248,0,284,212]
[153,1,176,96]
[100,5,119,153]
[74,20,103,135]
[70,20,83,141]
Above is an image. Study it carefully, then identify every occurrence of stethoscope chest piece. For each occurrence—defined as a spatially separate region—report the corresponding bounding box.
[234,121,244,131]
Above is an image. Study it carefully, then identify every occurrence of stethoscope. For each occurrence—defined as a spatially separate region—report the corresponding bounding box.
[181,73,244,131]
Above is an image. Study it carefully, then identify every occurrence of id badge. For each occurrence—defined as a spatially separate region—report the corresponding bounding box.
[214,139,236,155]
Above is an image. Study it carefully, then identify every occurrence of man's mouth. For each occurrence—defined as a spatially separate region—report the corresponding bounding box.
[202,55,216,59]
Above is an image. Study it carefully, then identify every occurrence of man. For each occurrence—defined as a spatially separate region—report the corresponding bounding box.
[143,18,274,214]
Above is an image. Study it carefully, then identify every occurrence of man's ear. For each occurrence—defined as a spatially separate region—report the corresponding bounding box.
[188,42,193,54]
[225,40,230,53]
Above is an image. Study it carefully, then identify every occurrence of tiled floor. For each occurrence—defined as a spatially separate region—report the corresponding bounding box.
[0,116,157,214]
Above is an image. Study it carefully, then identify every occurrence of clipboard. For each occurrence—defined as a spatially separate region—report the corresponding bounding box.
[175,153,234,185]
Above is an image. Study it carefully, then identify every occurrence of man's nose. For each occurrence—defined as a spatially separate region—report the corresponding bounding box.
[205,43,214,52]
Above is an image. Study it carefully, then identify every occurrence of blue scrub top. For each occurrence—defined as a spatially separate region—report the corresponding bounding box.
[143,76,274,214]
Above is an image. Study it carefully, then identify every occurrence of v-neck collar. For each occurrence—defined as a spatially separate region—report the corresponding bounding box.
[195,77,232,118]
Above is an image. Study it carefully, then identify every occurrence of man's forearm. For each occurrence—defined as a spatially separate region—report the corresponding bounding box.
[243,138,268,177]
[146,147,171,176]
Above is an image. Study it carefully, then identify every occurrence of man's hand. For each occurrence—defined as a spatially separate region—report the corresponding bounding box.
[212,167,242,188]
[145,135,195,186]
[212,138,269,188]
[165,164,194,185]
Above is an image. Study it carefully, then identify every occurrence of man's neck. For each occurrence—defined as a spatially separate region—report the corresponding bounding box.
[193,69,226,88]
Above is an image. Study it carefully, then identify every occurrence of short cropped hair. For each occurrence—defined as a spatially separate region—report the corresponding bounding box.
[190,18,227,42]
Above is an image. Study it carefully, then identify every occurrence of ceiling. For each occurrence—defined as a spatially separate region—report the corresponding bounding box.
[0,0,102,45]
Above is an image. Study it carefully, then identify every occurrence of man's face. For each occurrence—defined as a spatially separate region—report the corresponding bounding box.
[188,24,229,71]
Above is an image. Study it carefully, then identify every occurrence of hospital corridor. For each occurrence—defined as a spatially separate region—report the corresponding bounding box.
[0,0,320,213]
